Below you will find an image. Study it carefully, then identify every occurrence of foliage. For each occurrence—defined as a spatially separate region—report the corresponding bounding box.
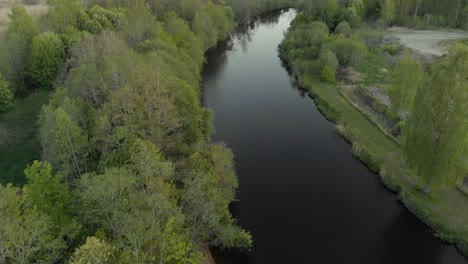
[334,21,351,36]
[326,35,368,67]
[404,44,468,190]
[0,0,269,262]
[321,65,336,83]
[70,237,116,264]
[29,32,66,88]
[389,50,424,113]
[39,105,89,180]
[379,0,395,27]
[0,184,66,263]
[0,76,14,112]
[0,5,39,95]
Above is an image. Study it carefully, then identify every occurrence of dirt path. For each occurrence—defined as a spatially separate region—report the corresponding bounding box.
[390,27,468,57]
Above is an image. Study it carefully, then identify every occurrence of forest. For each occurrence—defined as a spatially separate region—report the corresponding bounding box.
[0,0,286,262]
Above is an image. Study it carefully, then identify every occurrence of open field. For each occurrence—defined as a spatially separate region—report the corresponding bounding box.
[389,27,468,57]
[0,90,50,185]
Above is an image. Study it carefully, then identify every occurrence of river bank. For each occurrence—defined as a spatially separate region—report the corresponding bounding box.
[204,9,466,263]
[279,53,468,258]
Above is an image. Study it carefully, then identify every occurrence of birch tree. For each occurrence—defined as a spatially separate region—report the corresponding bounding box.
[404,44,468,192]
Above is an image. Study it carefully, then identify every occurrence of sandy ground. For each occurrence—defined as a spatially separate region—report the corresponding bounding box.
[390,27,468,57]
[0,0,48,34]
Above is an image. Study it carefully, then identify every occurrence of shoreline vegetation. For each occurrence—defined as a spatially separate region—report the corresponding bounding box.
[0,0,466,263]
[279,2,468,257]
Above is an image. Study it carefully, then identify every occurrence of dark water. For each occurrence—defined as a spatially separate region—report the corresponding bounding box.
[202,9,467,264]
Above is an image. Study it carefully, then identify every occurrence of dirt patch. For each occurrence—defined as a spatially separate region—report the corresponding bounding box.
[389,27,468,58]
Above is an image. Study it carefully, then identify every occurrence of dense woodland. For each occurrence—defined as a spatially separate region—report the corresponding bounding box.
[0,0,261,263]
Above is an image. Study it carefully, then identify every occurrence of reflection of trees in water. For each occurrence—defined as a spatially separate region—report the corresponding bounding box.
[278,53,309,98]
[231,9,292,53]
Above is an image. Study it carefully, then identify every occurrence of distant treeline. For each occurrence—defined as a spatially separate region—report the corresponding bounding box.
[296,0,468,29]
[226,0,297,22]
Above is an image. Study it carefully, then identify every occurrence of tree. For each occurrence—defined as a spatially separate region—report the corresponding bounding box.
[0,75,13,112]
[120,1,158,47]
[0,5,39,94]
[404,44,468,192]
[39,106,88,180]
[334,21,351,36]
[380,0,395,27]
[47,0,88,34]
[180,153,252,248]
[321,65,336,83]
[102,62,183,153]
[23,161,72,228]
[70,237,116,264]
[389,50,424,113]
[0,184,65,264]
[29,32,66,88]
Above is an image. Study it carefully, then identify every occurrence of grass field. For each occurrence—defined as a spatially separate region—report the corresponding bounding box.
[0,89,50,185]
[300,75,468,256]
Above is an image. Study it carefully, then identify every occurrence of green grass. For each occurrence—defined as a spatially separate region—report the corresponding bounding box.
[0,90,50,185]
[297,75,468,256]
[355,50,393,84]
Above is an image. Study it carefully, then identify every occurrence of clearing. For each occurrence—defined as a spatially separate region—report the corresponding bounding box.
[389,27,468,57]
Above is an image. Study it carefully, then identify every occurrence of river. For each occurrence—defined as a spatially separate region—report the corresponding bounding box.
[201,9,466,264]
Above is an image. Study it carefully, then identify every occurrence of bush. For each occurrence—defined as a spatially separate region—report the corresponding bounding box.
[334,21,351,36]
[321,65,336,83]
[0,76,14,112]
[318,48,339,73]
[29,32,66,88]
[327,36,367,67]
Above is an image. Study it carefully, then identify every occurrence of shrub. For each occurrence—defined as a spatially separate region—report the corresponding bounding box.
[334,21,351,36]
[0,76,14,112]
[327,37,367,67]
[29,32,66,88]
[321,65,336,83]
[318,48,339,73]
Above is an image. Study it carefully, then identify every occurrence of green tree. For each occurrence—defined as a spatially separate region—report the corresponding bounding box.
[321,65,336,83]
[70,237,116,264]
[39,106,88,180]
[120,1,158,47]
[404,44,468,192]
[47,0,88,33]
[380,0,395,27]
[389,50,424,113]
[23,161,72,228]
[29,32,66,88]
[334,21,351,36]
[0,5,39,94]
[180,153,252,249]
[0,75,13,112]
[0,184,65,264]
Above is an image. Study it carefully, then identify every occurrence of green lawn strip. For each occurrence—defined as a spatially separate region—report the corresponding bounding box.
[300,75,468,256]
[0,90,50,185]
